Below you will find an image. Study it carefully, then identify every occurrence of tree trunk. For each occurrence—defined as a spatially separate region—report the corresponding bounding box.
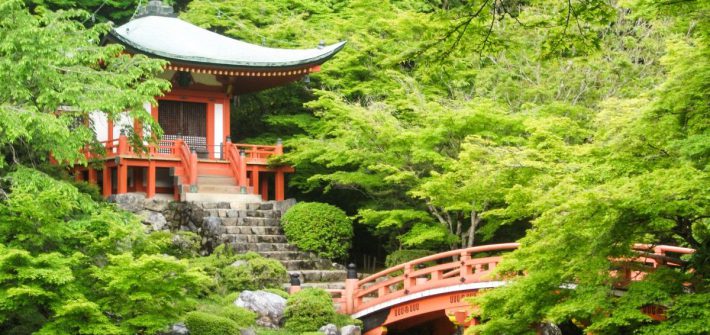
[467,210,479,248]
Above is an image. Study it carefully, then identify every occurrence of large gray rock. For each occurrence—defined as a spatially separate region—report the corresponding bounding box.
[340,325,361,335]
[144,199,169,212]
[202,216,222,236]
[538,323,562,335]
[138,210,168,232]
[319,324,339,335]
[234,290,286,328]
[109,193,146,212]
[164,323,189,335]
[240,328,256,335]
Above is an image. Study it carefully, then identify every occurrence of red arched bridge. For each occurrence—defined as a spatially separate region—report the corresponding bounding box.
[290,243,695,335]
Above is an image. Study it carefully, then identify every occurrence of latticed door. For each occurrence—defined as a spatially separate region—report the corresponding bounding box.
[158,100,207,154]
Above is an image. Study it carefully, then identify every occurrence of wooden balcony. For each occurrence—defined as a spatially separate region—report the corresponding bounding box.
[75,135,291,201]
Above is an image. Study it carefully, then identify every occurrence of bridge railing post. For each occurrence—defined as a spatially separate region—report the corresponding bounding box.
[460,250,471,281]
[403,262,415,293]
[289,273,301,295]
[344,263,358,314]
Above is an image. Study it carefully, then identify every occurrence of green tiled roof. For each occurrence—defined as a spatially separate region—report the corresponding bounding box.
[108,15,345,69]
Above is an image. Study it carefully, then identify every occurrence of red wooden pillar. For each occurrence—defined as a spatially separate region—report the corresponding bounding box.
[260,177,269,201]
[117,134,129,155]
[102,167,112,197]
[275,169,285,201]
[117,161,128,194]
[147,161,156,199]
[88,168,98,185]
[251,166,260,196]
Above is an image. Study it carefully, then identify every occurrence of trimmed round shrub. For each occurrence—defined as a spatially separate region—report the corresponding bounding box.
[185,311,239,335]
[197,304,256,328]
[284,288,336,332]
[219,256,287,292]
[281,202,353,260]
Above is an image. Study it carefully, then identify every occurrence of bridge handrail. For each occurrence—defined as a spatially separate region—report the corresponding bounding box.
[344,243,695,315]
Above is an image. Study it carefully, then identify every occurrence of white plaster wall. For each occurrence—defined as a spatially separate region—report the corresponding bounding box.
[141,102,152,138]
[214,103,224,159]
[90,112,108,142]
[113,112,133,138]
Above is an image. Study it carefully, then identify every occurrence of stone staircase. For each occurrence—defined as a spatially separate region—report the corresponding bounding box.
[199,200,347,290]
[182,166,261,204]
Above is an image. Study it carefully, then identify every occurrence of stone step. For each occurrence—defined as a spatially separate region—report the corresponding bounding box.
[281,259,319,271]
[220,217,281,227]
[198,175,237,185]
[184,192,261,204]
[282,282,347,291]
[219,234,287,244]
[192,201,232,209]
[221,225,283,235]
[204,210,281,220]
[258,250,315,261]
[197,185,243,194]
[293,270,348,283]
[231,242,299,253]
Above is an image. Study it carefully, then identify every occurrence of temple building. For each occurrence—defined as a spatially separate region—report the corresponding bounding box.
[75,0,344,202]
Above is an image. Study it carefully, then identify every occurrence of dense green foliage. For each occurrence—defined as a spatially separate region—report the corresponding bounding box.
[0,0,707,334]
[283,288,337,333]
[384,249,433,268]
[183,0,709,333]
[184,311,240,335]
[220,255,288,292]
[281,202,353,260]
[0,0,169,169]
[0,168,210,334]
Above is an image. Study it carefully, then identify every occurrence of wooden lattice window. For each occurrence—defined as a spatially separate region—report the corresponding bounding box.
[158,100,207,153]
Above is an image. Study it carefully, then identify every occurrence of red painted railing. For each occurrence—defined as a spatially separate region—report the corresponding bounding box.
[336,243,695,315]
[224,140,246,189]
[233,142,283,164]
[89,136,287,190]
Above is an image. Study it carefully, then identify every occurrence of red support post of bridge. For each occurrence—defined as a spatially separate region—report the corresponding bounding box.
[275,170,285,201]
[403,263,415,293]
[88,168,97,185]
[460,249,472,280]
[344,263,358,314]
[147,160,156,199]
[102,167,112,197]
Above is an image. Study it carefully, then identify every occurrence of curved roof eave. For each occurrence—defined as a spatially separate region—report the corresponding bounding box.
[107,15,346,69]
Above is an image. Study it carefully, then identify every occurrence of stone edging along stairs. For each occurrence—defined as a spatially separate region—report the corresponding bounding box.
[197,200,348,290]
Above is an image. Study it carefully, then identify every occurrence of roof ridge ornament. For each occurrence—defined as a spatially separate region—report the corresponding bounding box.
[135,0,175,19]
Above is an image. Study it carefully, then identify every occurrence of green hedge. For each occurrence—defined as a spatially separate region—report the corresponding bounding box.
[283,289,336,332]
[281,202,353,260]
[185,311,240,335]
